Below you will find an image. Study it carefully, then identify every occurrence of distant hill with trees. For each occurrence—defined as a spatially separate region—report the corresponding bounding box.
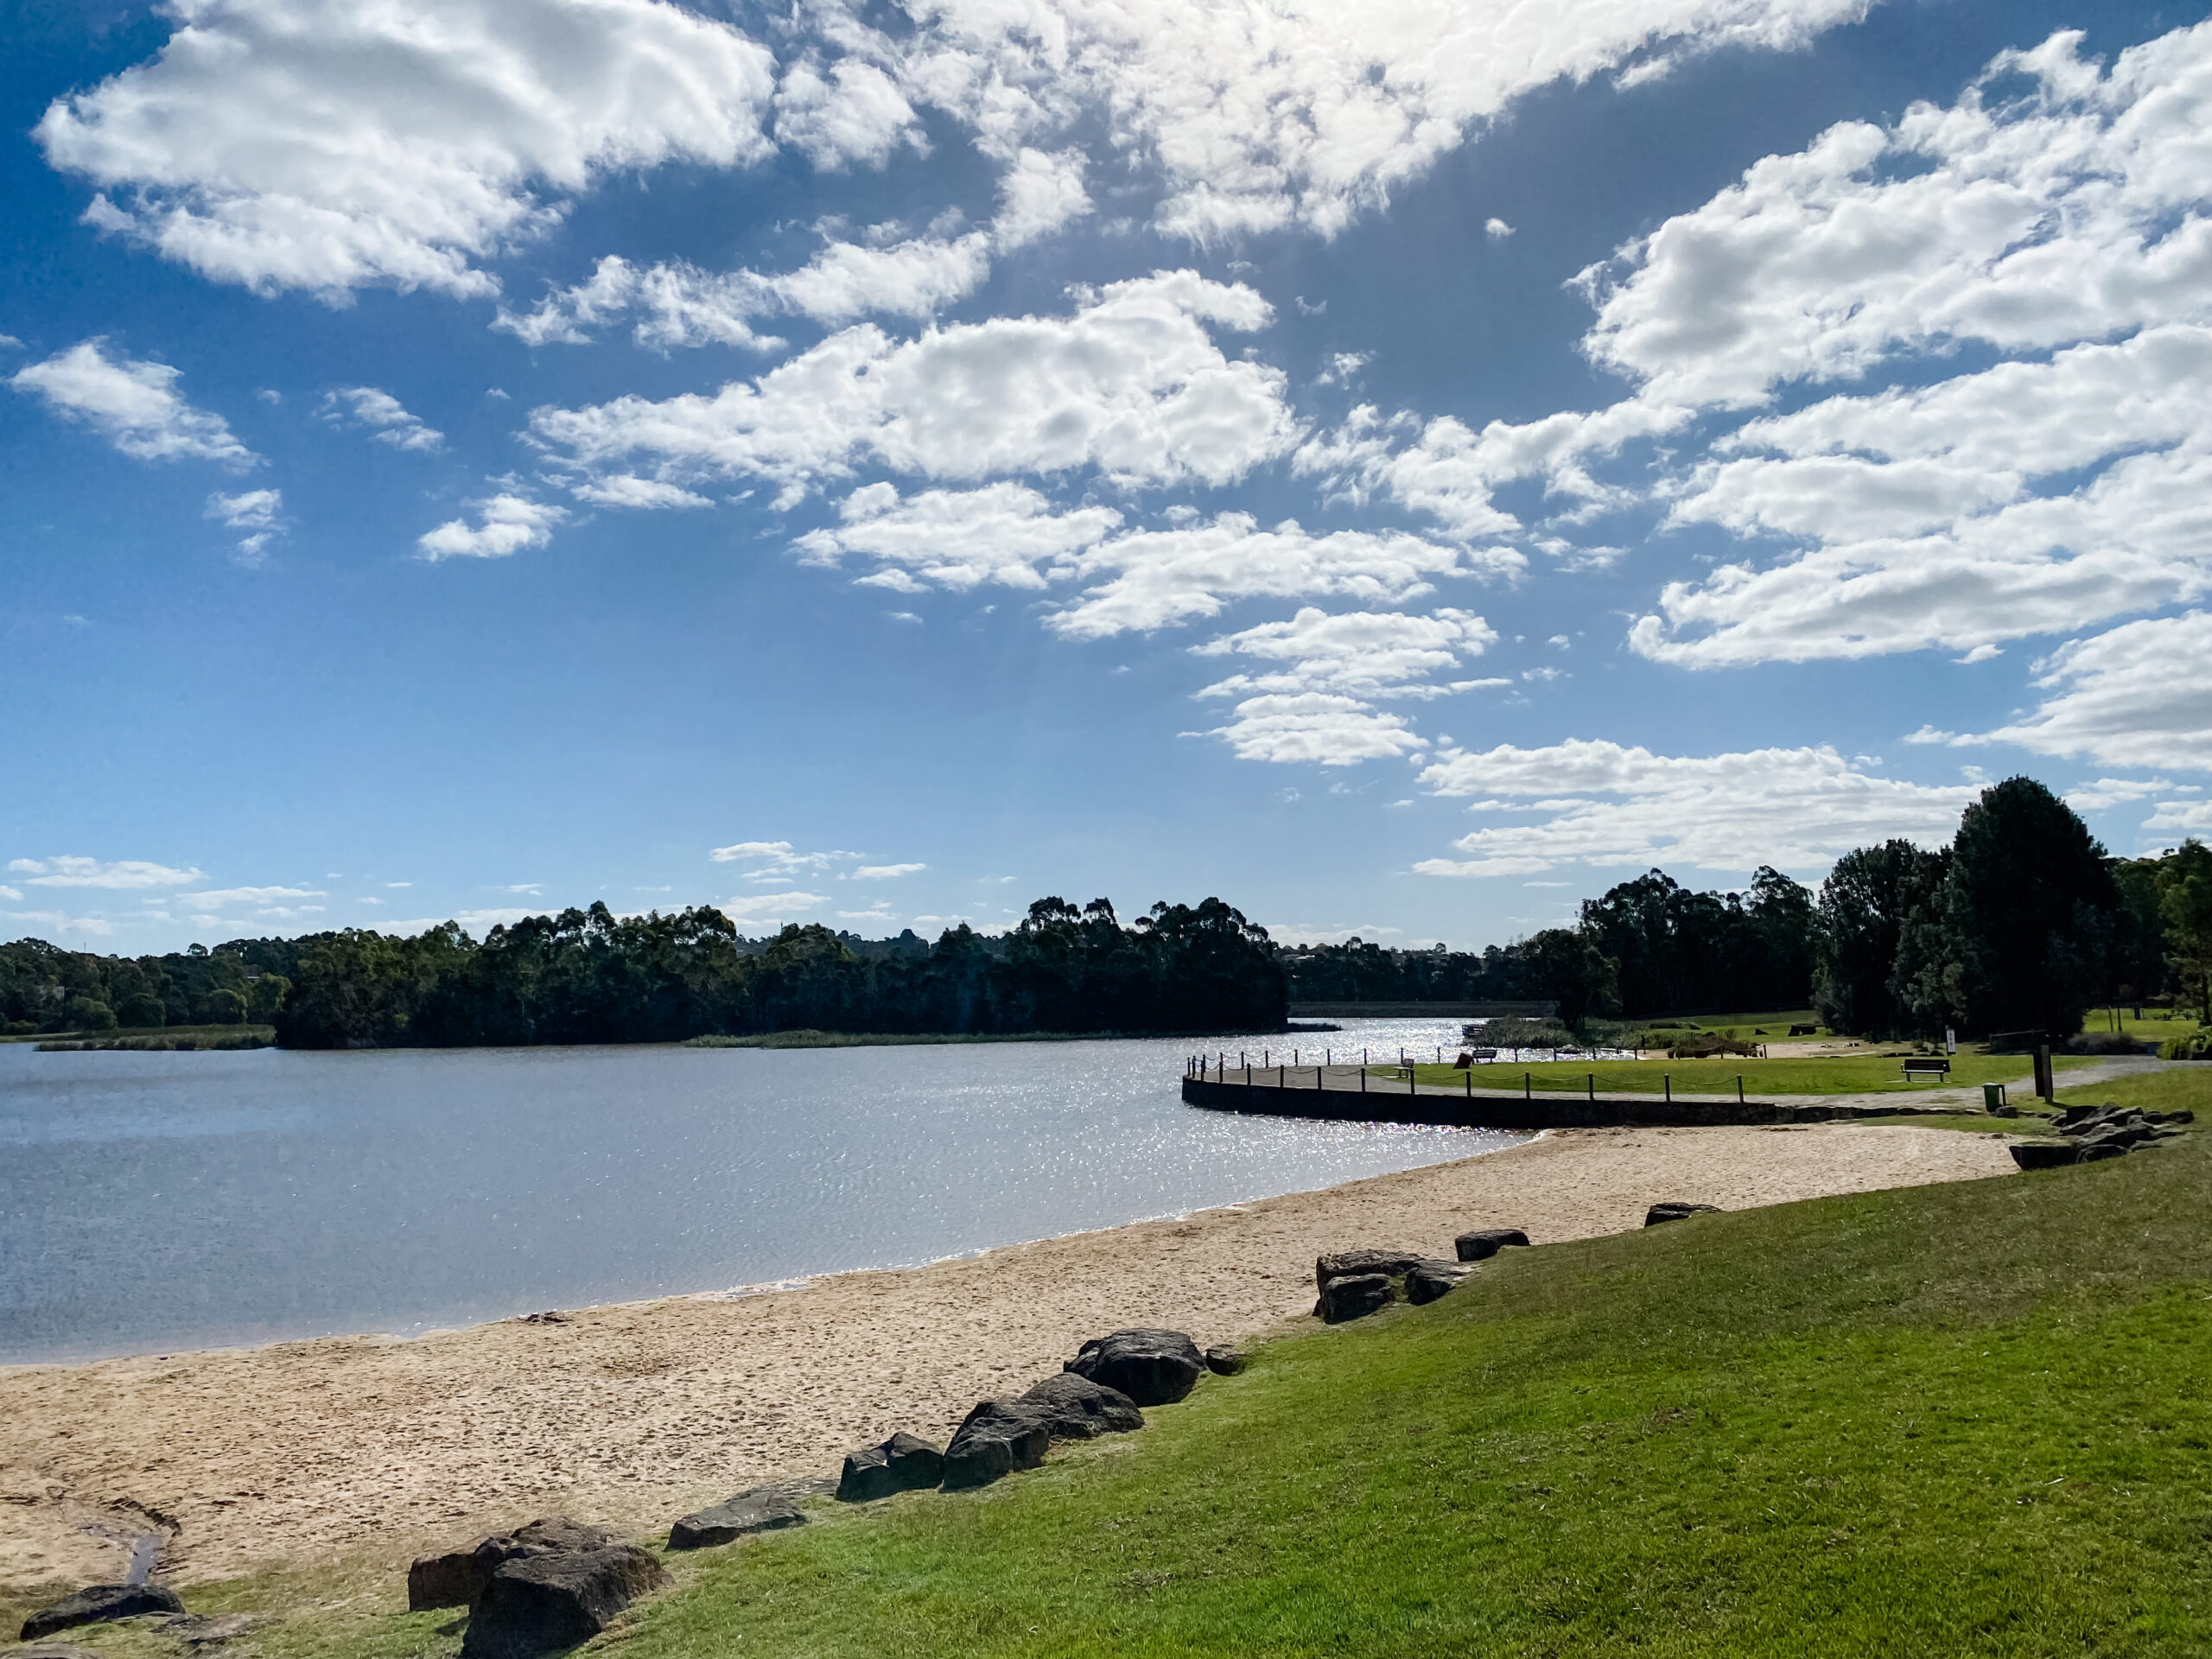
[6,779,2206,1047]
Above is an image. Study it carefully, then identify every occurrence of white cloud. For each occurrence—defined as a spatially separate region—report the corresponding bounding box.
[1973,613,2212,772]
[710,839,795,863]
[1484,218,1515,238]
[5,911,116,938]
[0,886,21,901]
[11,339,255,467]
[9,855,204,889]
[709,842,864,880]
[416,494,566,561]
[774,57,923,171]
[851,863,926,880]
[1190,606,1500,765]
[2066,777,2182,812]
[2144,799,2212,836]
[893,0,1864,244]
[1610,23,2212,664]
[206,488,281,530]
[797,482,1122,592]
[1413,740,1977,875]
[568,474,714,510]
[38,0,777,297]
[531,271,1292,504]
[719,892,830,924]
[179,885,327,906]
[994,147,1091,248]
[1268,922,1403,945]
[206,487,284,561]
[1046,514,1515,639]
[321,386,442,450]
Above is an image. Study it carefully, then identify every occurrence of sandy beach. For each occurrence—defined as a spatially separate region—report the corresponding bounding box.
[0,1122,2015,1592]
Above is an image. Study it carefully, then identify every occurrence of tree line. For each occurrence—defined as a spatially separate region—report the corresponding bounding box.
[1284,779,2211,1039]
[7,778,2207,1048]
[1,896,1288,1046]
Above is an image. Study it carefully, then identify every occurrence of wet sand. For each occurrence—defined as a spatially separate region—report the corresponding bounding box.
[0,1122,2015,1590]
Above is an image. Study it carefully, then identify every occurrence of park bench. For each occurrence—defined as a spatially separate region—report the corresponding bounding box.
[1900,1058,1952,1081]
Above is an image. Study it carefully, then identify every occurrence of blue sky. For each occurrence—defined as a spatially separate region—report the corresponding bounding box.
[4,0,2209,955]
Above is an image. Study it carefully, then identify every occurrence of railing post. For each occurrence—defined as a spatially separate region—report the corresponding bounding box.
[1587,1072,1594,1102]
[1664,1073,1671,1103]
[1524,1071,1530,1101]
[1738,1075,1745,1104]
[1360,1065,1367,1093]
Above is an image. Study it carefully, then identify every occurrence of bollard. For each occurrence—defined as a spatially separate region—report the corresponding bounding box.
[1665,1073,1671,1103]
[1279,1064,1285,1087]
[1738,1075,1745,1104]
[1524,1071,1531,1101]
[1409,1065,1416,1096]
[1587,1072,1594,1102]
[1360,1065,1367,1093]
[1465,1067,1472,1098]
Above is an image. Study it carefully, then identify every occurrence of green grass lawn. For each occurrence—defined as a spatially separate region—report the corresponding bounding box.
[1401,1051,2090,1096]
[62,1066,2212,1659]
[1632,1007,1825,1037]
[2081,1007,2202,1044]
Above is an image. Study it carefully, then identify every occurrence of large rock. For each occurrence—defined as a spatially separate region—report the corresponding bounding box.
[460,1547,670,1659]
[836,1432,945,1502]
[2009,1141,2083,1169]
[1318,1272,1393,1324]
[22,1584,185,1641]
[1018,1373,1144,1439]
[1404,1259,1473,1306]
[940,1399,1053,1491]
[1064,1329,1205,1406]
[1314,1249,1428,1291]
[409,1517,622,1610]
[667,1488,805,1550]
[1453,1228,1530,1262]
[1644,1202,1720,1227]
[1204,1345,1249,1376]
[156,1612,270,1646]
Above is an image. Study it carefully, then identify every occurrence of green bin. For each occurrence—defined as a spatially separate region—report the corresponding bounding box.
[1982,1082,2007,1112]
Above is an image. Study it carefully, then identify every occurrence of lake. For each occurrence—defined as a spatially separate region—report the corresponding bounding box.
[0,1018,1519,1363]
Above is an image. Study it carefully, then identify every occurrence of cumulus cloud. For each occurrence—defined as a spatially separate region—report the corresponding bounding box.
[206,486,284,561]
[1616,23,2212,664]
[852,863,925,880]
[1047,514,1516,639]
[892,0,1865,243]
[993,148,1092,248]
[9,855,204,888]
[775,56,924,170]
[1413,740,1976,875]
[416,494,566,560]
[796,482,1123,591]
[532,271,1293,505]
[5,910,117,938]
[11,339,255,467]
[719,891,830,924]
[1970,613,2212,773]
[1191,606,1503,764]
[321,386,442,450]
[38,0,778,297]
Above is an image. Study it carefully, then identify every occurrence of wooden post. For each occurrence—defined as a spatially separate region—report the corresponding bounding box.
[1524,1071,1531,1100]
[1587,1072,1594,1102]
[1665,1073,1671,1103]
[1465,1067,1471,1098]
[1360,1066,1367,1093]
[1738,1075,1745,1104]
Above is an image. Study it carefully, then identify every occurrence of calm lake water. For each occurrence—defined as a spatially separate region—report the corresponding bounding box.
[0,1018,1518,1364]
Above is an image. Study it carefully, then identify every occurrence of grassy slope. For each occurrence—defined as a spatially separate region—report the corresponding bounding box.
[90,1066,2211,1659]
[1402,1052,2091,1096]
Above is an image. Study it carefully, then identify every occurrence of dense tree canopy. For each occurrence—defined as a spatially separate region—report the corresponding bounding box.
[9,782,2207,1049]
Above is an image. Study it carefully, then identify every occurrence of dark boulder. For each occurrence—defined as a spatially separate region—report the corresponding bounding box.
[1018,1373,1144,1439]
[1204,1344,1249,1376]
[2010,1141,2082,1169]
[1064,1329,1205,1406]
[22,1584,186,1641]
[1405,1259,1473,1305]
[1644,1202,1720,1226]
[1314,1249,1428,1291]
[409,1516,620,1610]
[1453,1228,1530,1262]
[836,1431,945,1502]
[941,1399,1053,1490]
[156,1612,270,1646]
[460,1547,669,1659]
[508,1517,621,1554]
[667,1488,805,1550]
[1317,1272,1393,1324]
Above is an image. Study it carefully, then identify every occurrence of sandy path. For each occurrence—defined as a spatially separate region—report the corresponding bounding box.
[0,1123,2014,1590]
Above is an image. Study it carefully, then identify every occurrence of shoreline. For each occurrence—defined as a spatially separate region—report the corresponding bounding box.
[0,1122,2019,1594]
